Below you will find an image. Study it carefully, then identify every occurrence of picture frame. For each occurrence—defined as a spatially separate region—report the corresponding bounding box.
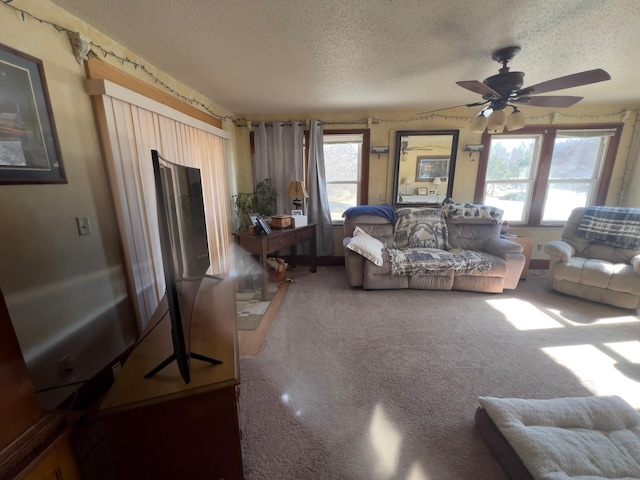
[415,156,449,182]
[248,212,260,226]
[291,209,303,216]
[256,215,272,235]
[428,189,437,195]
[0,43,66,184]
[417,187,427,195]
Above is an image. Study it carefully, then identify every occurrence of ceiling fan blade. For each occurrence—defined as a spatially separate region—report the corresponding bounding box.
[511,96,583,107]
[516,69,611,96]
[417,101,488,116]
[456,80,500,98]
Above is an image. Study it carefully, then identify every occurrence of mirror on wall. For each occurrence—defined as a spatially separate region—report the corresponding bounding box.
[392,130,459,206]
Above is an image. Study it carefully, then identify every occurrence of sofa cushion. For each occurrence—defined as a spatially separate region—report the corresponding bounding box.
[394,207,449,250]
[553,257,640,296]
[345,227,384,266]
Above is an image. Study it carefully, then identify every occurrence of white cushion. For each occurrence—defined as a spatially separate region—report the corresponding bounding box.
[346,227,384,266]
[479,395,640,480]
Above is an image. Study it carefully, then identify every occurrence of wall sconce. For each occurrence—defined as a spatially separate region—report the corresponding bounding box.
[463,144,485,156]
[371,146,389,158]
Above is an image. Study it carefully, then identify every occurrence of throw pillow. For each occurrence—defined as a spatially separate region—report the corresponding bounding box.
[394,207,449,250]
[442,202,503,223]
[347,227,385,266]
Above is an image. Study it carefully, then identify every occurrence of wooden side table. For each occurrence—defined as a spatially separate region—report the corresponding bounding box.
[233,224,317,300]
[502,235,533,280]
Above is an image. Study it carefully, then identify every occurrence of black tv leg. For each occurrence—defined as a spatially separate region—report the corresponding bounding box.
[190,352,223,365]
[144,353,177,379]
[144,352,223,379]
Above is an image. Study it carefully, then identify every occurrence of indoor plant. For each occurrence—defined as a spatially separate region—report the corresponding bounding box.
[232,178,278,231]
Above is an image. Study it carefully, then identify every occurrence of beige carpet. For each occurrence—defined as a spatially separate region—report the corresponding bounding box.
[239,267,640,480]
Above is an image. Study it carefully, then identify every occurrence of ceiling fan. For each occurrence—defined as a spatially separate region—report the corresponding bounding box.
[426,46,611,133]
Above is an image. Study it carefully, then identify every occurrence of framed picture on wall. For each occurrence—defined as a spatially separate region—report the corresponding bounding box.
[415,156,449,182]
[0,43,66,184]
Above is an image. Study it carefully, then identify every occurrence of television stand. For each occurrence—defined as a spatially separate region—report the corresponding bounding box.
[143,351,222,380]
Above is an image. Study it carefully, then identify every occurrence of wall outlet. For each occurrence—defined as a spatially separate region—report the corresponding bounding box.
[76,216,91,236]
[537,243,544,251]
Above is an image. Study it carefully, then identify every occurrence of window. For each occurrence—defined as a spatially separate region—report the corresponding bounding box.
[475,125,621,225]
[322,129,370,222]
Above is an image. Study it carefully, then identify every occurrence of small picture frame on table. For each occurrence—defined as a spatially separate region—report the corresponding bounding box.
[428,189,437,195]
[417,188,427,195]
[291,209,303,216]
[256,216,272,235]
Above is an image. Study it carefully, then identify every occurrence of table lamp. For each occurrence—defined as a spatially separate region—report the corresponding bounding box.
[288,181,308,210]
[432,176,442,193]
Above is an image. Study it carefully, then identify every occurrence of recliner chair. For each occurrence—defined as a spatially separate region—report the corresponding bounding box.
[544,206,640,309]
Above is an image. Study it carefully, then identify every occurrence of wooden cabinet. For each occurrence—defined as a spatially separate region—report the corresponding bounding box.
[0,288,80,480]
[99,275,243,480]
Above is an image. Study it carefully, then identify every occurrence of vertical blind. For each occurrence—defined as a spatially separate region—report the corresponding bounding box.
[91,81,232,330]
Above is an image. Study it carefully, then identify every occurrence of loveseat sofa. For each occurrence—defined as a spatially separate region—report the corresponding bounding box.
[544,206,640,309]
[342,204,525,293]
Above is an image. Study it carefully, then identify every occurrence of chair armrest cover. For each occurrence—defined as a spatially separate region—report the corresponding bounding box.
[632,255,640,275]
[543,240,574,262]
[483,238,523,257]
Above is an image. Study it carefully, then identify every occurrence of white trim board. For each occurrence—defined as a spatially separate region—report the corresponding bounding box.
[84,79,230,139]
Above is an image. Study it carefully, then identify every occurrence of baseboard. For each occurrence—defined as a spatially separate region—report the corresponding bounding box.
[284,255,345,266]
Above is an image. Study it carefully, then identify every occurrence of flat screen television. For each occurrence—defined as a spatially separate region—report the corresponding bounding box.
[147,149,222,384]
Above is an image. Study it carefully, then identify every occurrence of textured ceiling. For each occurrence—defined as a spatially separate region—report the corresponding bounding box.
[51,0,640,114]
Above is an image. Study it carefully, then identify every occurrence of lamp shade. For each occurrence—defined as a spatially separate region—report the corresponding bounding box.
[507,109,525,131]
[470,114,488,133]
[432,176,442,185]
[487,109,506,134]
[288,181,308,198]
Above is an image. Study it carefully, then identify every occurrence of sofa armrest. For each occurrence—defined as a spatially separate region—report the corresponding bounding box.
[543,240,574,262]
[631,255,640,275]
[483,238,523,257]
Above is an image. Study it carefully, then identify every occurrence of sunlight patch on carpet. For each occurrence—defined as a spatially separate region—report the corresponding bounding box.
[369,404,402,478]
[550,310,640,326]
[543,344,640,408]
[486,298,563,330]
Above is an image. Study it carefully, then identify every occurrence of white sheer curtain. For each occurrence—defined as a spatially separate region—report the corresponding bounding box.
[94,84,232,331]
[307,120,334,256]
[253,122,304,213]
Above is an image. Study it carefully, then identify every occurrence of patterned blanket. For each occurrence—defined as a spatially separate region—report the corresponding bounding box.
[388,247,493,276]
[577,206,640,249]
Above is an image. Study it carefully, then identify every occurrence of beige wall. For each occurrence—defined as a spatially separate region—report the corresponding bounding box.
[0,1,236,407]
[240,106,640,258]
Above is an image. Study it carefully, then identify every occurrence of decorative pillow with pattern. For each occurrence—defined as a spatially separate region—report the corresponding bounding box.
[442,202,503,223]
[394,207,449,250]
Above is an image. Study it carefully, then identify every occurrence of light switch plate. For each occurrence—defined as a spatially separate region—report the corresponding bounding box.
[76,216,91,236]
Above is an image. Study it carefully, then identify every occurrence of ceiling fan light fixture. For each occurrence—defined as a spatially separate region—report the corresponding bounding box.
[486,109,506,133]
[507,108,525,131]
[470,113,488,133]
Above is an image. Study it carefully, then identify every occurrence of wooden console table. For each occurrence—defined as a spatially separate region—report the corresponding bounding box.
[99,275,243,480]
[233,224,317,300]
